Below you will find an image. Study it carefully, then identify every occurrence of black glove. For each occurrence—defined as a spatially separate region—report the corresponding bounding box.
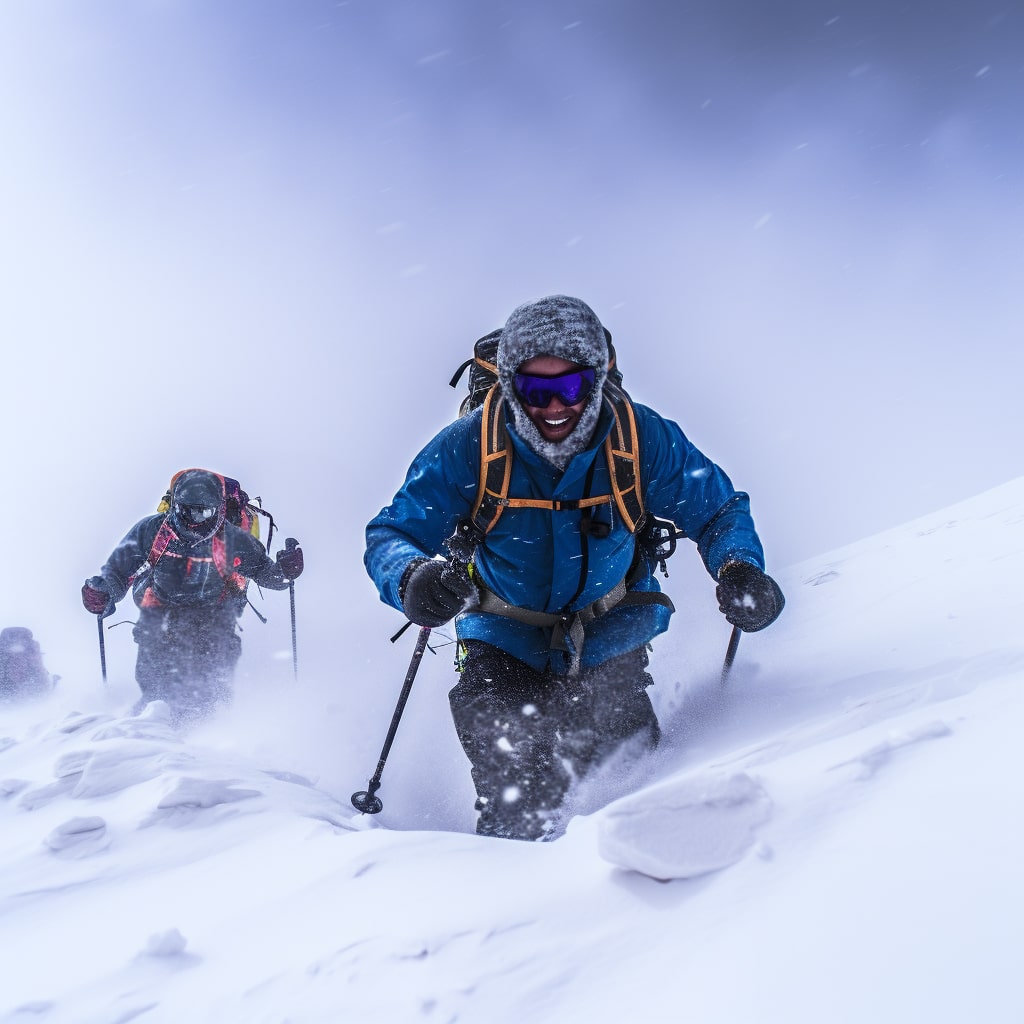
[276,538,304,580]
[400,558,477,628]
[716,561,785,632]
[81,576,116,618]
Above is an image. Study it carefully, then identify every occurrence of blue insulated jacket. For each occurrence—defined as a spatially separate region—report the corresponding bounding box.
[364,398,766,672]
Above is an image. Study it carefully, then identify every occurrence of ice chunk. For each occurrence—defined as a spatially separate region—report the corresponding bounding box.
[598,772,772,880]
[45,815,109,856]
[143,928,189,957]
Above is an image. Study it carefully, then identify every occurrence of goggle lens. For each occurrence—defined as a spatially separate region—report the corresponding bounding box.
[513,368,596,409]
[176,503,218,526]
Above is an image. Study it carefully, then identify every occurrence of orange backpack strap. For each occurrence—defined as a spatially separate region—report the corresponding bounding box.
[470,382,644,537]
[474,351,498,377]
[603,383,645,533]
[470,385,514,535]
[469,386,613,532]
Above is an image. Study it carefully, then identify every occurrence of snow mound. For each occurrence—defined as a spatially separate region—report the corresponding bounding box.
[1,701,362,905]
[597,770,772,880]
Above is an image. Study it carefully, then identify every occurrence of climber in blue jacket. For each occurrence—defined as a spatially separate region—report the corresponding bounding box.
[365,295,783,840]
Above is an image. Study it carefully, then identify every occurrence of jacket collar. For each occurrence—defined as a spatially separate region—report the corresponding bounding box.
[503,398,615,490]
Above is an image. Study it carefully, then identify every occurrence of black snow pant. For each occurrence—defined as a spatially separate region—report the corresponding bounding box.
[132,605,242,723]
[449,640,661,841]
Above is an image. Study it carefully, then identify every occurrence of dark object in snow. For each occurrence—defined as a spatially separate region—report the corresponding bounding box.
[81,468,303,723]
[365,294,785,841]
[0,627,55,701]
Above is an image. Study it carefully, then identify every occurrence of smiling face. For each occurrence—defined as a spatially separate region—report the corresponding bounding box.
[515,354,593,443]
[496,296,609,470]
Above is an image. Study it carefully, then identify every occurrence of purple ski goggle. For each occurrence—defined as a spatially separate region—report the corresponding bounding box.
[513,367,596,409]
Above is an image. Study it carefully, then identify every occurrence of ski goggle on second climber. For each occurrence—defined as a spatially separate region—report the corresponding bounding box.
[175,503,219,527]
[513,367,596,409]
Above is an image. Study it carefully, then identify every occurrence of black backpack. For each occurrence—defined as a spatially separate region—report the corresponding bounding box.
[446,328,682,573]
[444,328,681,674]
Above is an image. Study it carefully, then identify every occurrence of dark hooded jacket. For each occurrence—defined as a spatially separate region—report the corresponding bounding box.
[97,471,290,616]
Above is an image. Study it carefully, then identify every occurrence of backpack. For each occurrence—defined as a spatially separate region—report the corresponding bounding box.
[447,330,682,572]
[156,469,274,544]
[130,469,278,606]
[446,329,681,675]
[449,329,641,537]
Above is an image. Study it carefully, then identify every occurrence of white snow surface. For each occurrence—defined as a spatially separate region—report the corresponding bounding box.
[3,477,1024,1023]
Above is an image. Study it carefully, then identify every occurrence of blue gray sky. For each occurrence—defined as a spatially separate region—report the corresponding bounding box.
[2,2,1022,674]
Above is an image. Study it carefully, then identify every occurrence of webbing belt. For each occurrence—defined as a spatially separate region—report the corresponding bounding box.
[473,577,674,676]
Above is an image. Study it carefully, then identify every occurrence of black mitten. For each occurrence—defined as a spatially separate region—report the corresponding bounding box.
[716,561,785,632]
[81,576,116,618]
[276,538,304,580]
[400,559,477,628]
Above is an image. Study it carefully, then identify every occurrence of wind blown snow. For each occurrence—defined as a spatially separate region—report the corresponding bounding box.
[2,478,1023,1023]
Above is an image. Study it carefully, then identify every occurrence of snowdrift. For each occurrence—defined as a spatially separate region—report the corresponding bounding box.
[2,478,1023,1024]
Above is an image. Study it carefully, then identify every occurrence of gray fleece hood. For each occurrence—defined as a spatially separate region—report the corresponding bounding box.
[497,295,609,470]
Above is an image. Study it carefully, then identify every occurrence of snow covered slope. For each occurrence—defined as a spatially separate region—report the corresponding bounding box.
[2,478,1023,1024]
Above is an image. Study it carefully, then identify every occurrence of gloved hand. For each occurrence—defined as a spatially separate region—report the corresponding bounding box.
[400,558,477,628]
[81,576,115,618]
[716,561,785,632]
[276,538,304,580]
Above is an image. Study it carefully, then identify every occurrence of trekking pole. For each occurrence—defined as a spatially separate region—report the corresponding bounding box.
[352,532,476,815]
[288,580,298,680]
[96,615,108,685]
[351,624,431,815]
[720,625,741,685]
[276,537,300,680]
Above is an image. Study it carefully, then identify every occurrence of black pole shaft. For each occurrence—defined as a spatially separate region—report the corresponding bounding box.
[351,625,431,813]
[96,615,107,684]
[720,625,741,685]
[368,625,430,789]
[289,580,298,680]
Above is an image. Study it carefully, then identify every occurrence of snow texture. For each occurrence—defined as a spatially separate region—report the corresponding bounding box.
[2,477,1023,1022]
